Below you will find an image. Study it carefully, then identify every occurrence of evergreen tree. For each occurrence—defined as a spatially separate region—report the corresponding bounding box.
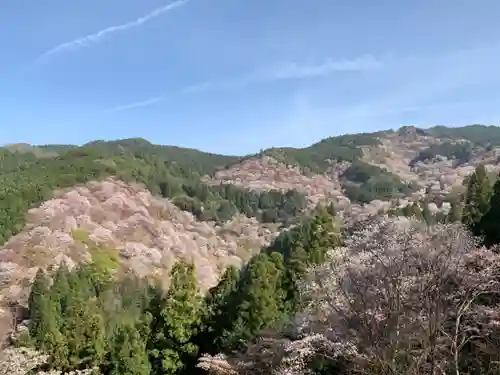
[478,175,500,247]
[227,253,287,347]
[62,294,106,370]
[28,268,68,369]
[35,297,69,369]
[28,269,50,337]
[109,321,151,375]
[198,266,240,354]
[50,263,70,328]
[462,164,492,234]
[148,261,202,375]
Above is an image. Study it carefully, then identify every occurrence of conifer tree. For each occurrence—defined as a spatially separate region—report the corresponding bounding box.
[109,321,151,375]
[62,293,106,370]
[50,263,70,328]
[198,266,240,354]
[148,261,202,375]
[462,164,492,234]
[227,253,287,346]
[28,269,50,337]
[478,175,500,247]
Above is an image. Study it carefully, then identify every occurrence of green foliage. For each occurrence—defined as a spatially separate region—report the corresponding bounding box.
[409,141,473,167]
[147,261,202,375]
[71,229,90,244]
[23,210,340,375]
[462,164,493,234]
[108,321,151,375]
[0,141,307,246]
[197,266,241,353]
[340,161,418,204]
[247,133,380,173]
[427,124,500,147]
[477,174,500,247]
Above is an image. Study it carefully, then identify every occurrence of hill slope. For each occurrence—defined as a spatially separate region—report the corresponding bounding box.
[2,124,500,343]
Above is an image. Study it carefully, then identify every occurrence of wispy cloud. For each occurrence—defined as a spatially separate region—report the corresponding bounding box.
[106,54,383,112]
[34,0,189,63]
[104,95,166,113]
[263,54,383,80]
[275,43,500,142]
[183,54,382,93]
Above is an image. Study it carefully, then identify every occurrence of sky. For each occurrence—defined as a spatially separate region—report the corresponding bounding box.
[1,0,500,155]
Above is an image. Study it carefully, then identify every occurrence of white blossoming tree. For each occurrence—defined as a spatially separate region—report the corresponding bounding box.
[198,217,500,375]
[0,346,99,375]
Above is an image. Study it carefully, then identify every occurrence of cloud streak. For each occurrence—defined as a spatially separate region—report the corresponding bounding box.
[35,0,189,63]
[107,54,382,112]
[183,54,383,93]
[104,95,167,113]
[105,54,382,112]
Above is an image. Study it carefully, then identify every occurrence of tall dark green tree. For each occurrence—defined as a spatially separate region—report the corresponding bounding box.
[462,164,492,234]
[62,293,106,370]
[197,266,240,354]
[108,321,151,375]
[148,261,202,375]
[28,269,50,337]
[478,175,500,247]
[225,253,287,347]
[50,263,70,328]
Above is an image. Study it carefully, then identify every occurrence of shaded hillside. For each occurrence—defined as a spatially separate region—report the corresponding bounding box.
[426,124,500,146]
[80,137,241,175]
[244,133,382,174]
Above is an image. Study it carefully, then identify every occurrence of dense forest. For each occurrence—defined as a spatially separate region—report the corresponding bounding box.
[0,143,307,246]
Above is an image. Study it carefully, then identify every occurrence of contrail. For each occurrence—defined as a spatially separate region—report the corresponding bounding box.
[104,95,166,113]
[35,0,189,63]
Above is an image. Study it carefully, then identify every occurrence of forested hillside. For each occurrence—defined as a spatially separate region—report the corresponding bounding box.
[4,125,500,374]
[0,141,307,246]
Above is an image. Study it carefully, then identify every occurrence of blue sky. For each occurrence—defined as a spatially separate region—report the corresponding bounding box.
[1,0,500,155]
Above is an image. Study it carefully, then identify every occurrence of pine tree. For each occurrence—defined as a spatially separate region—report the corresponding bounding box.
[109,321,151,375]
[35,297,69,369]
[148,261,202,375]
[28,268,68,369]
[50,263,70,328]
[228,253,287,346]
[28,269,50,338]
[478,175,500,247]
[198,266,240,354]
[462,164,492,234]
[62,293,106,369]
